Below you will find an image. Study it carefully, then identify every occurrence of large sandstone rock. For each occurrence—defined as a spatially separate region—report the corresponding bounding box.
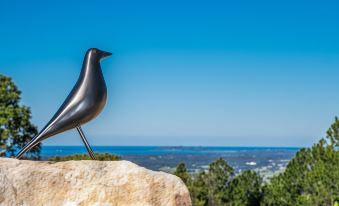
[0,158,191,206]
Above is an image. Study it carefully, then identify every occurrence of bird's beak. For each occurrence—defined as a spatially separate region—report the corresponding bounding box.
[100,51,112,59]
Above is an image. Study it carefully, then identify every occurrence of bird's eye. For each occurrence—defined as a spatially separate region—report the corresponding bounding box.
[92,49,97,54]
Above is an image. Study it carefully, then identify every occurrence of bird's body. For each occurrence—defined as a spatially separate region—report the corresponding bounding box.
[16,48,112,159]
[38,51,107,140]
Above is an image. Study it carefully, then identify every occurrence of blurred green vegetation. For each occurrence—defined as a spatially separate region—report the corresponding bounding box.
[0,74,40,159]
[174,118,339,206]
[48,153,121,161]
[262,117,339,206]
[176,159,263,206]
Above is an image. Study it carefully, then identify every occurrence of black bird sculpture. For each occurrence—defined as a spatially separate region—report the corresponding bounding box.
[15,48,112,160]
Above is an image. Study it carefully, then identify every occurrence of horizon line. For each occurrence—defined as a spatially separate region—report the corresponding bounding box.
[41,145,301,148]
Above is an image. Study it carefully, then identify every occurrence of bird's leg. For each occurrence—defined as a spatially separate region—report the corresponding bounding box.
[76,126,97,160]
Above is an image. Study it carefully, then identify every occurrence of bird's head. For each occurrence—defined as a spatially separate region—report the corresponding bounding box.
[87,48,112,61]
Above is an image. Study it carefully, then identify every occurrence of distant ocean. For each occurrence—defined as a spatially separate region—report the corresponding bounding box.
[42,146,299,179]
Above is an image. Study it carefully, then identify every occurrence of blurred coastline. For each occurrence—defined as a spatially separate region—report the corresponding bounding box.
[42,145,298,180]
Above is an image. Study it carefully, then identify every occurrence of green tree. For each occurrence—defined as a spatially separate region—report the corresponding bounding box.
[225,170,263,206]
[0,74,40,159]
[174,162,191,186]
[326,117,339,148]
[262,117,339,206]
[206,158,234,205]
[188,158,234,206]
[190,171,209,206]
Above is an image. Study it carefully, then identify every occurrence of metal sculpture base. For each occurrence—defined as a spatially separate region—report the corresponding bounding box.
[76,126,96,160]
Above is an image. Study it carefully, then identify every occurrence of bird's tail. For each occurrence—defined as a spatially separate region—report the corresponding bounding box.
[15,133,44,159]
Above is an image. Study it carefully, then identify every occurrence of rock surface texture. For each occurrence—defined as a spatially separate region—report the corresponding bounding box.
[0,158,192,206]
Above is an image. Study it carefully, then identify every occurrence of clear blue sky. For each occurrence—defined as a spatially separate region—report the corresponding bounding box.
[1,0,338,147]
